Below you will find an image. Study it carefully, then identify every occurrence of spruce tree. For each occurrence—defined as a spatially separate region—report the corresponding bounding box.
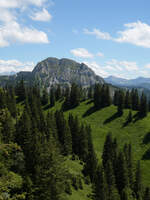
[134,161,143,199]
[94,165,108,200]
[41,88,48,105]
[144,187,150,200]
[50,88,55,107]
[125,90,131,109]
[117,90,124,116]
[139,92,148,118]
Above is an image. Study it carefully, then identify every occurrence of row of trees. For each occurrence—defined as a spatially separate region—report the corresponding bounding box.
[93,84,149,117]
[94,133,150,200]
[0,84,97,199]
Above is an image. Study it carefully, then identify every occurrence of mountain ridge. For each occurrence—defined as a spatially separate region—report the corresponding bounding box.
[0,57,105,88]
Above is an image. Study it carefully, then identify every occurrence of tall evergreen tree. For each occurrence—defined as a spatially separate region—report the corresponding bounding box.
[139,92,148,118]
[125,90,131,109]
[134,161,143,200]
[41,88,48,105]
[50,88,55,107]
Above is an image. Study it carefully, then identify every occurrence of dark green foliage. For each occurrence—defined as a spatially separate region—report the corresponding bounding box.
[41,88,48,105]
[55,110,72,155]
[144,187,150,200]
[134,161,143,199]
[117,90,124,116]
[0,108,15,143]
[0,83,149,200]
[93,84,112,109]
[127,110,132,123]
[94,165,108,200]
[139,92,148,118]
[16,79,26,102]
[142,148,150,160]
[55,85,62,101]
[131,89,139,111]
[50,88,55,107]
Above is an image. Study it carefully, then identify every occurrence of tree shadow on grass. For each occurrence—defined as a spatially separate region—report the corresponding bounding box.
[103,112,121,124]
[123,120,130,127]
[132,112,141,123]
[86,100,93,105]
[142,148,150,160]
[82,106,97,118]
[143,132,150,144]
[43,104,52,110]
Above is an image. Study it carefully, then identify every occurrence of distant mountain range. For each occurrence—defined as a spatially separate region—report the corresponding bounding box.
[105,76,150,89]
[0,57,105,89]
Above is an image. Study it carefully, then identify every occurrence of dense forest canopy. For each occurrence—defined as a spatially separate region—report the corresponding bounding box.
[0,81,150,200]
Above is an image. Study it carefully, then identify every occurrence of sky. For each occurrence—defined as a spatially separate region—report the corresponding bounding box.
[1,0,150,79]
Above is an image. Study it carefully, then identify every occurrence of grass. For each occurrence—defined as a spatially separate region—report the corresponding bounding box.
[47,100,150,186]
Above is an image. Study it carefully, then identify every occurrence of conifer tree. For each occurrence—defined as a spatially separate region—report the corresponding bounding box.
[94,83,102,109]
[117,90,124,116]
[114,90,119,106]
[125,90,131,109]
[131,89,139,111]
[144,187,150,200]
[134,161,143,200]
[83,125,97,182]
[139,92,148,118]
[55,85,62,101]
[70,83,80,108]
[68,114,80,155]
[50,88,55,107]
[94,165,108,200]
[102,133,113,168]
[1,108,15,143]
[105,85,112,106]
[55,110,72,155]
[116,152,129,193]
[41,88,48,105]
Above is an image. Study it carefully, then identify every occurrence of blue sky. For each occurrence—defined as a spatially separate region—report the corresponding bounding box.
[1,0,150,79]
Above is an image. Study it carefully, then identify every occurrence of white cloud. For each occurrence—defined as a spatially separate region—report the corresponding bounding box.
[97,52,104,57]
[71,48,94,58]
[84,61,109,77]
[0,59,35,74]
[84,21,150,48]
[30,8,52,22]
[0,0,48,8]
[83,28,111,40]
[115,21,150,48]
[145,64,150,69]
[106,59,138,72]
[0,21,49,47]
[0,0,51,47]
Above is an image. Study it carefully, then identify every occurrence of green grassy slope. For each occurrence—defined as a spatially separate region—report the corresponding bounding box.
[47,100,150,186]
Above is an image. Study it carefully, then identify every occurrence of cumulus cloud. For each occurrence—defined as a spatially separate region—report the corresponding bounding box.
[0,59,35,74]
[83,28,111,40]
[0,0,51,47]
[71,48,94,58]
[115,21,150,48]
[106,59,138,72]
[84,61,109,77]
[0,21,49,47]
[0,0,48,8]
[82,59,143,79]
[84,21,150,48]
[30,8,52,22]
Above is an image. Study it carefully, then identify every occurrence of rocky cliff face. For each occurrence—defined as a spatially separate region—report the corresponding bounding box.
[0,57,105,88]
[32,57,104,88]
